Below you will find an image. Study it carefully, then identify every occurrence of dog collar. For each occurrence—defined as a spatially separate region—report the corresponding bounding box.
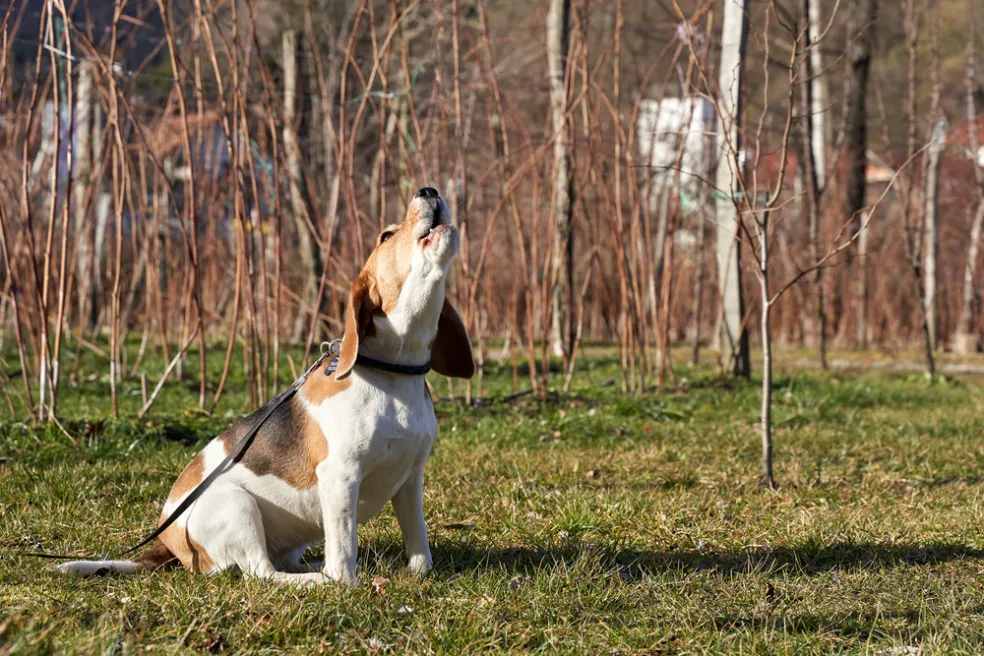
[321,340,431,377]
[353,354,431,376]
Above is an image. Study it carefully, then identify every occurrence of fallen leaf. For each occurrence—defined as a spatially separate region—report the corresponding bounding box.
[372,576,389,595]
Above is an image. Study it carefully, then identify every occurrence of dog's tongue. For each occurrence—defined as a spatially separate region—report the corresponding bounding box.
[421,224,450,246]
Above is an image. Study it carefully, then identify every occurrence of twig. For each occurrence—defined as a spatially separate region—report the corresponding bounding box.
[137,326,201,420]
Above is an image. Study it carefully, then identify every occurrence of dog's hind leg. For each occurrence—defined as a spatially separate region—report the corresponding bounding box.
[176,482,277,577]
[184,483,331,586]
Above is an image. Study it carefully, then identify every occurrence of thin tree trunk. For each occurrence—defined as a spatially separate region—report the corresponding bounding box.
[807,0,828,192]
[73,61,94,333]
[690,205,705,367]
[923,12,943,352]
[802,0,828,367]
[714,0,750,378]
[800,119,828,365]
[50,0,80,420]
[87,103,107,338]
[923,125,944,351]
[92,191,110,336]
[957,202,984,353]
[955,28,983,354]
[844,0,874,323]
[759,206,774,488]
[38,8,67,421]
[900,0,935,374]
[653,185,670,297]
[857,211,869,349]
[283,29,322,343]
[107,12,125,418]
[547,0,574,362]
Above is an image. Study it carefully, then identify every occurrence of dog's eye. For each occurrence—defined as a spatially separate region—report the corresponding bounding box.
[378,230,395,244]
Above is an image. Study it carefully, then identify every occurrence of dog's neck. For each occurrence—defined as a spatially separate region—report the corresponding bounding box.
[360,264,447,368]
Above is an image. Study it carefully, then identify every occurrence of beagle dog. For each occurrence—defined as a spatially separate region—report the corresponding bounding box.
[57,188,474,585]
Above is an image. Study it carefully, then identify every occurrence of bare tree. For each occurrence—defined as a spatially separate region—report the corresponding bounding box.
[283,28,323,343]
[802,0,828,366]
[922,7,944,353]
[715,0,750,378]
[547,0,574,362]
[856,209,869,348]
[843,0,874,350]
[898,0,935,374]
[806,0,828,192]
[73,61,95,332]
[956,26,984,355]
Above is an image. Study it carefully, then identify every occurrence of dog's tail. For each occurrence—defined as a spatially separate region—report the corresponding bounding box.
[54,542,177,577]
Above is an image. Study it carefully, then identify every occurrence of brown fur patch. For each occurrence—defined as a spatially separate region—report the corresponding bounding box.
[370,225,412,314]
[133,541,179,572]
[431,299,476,378]
[157,519,216,573]
[166,452,205,504]
[336,273,382,378]
[300,359,353,405]
[212,381,343,490]
[159,451,214,571]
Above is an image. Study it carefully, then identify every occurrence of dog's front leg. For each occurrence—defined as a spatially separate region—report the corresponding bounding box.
[317,461,360,585]
[391,466,432,576]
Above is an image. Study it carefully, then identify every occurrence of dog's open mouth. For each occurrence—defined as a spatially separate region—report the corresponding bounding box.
[420,223,450,247]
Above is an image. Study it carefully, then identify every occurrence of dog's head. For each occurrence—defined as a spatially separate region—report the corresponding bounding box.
[334,188,475,380]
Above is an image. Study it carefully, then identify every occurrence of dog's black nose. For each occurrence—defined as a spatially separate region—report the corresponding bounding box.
[415,187,440,200]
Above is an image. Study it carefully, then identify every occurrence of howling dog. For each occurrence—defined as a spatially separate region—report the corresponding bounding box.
[57,187,474,585]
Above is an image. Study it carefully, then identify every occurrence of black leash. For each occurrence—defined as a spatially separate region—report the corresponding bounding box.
[22,341,430,562]
[120,379,304,555]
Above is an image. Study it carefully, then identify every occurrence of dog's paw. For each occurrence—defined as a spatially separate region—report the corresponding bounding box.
[320,564,358,586]
[269,572,333,588]
[407,553,433,577]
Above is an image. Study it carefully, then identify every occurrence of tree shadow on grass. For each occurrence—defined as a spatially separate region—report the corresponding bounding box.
[428,539,984,579]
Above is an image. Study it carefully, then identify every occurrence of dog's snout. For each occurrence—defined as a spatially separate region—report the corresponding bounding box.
[414,187,440,200]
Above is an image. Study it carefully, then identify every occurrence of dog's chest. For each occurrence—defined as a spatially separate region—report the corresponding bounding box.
[311,374,437,516]
[317,375,436,446]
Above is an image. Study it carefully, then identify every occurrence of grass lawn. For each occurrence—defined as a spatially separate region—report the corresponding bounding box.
[3,344,984,654]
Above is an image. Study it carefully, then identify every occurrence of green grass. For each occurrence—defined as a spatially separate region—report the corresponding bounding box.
[4,343,984,654]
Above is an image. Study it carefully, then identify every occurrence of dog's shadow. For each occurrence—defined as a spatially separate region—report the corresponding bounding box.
[389,539,984,580]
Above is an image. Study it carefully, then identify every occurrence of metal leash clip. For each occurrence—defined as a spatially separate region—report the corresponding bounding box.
[322,338,343,375]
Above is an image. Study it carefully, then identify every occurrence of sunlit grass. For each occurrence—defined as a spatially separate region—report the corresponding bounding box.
[3,344,984,653]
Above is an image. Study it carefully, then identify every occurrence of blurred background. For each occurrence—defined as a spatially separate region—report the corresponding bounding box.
[2,0,984,421]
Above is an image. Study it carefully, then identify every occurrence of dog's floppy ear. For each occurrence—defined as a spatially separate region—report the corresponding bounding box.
[431,299,475,378]
[335,274,379,379]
